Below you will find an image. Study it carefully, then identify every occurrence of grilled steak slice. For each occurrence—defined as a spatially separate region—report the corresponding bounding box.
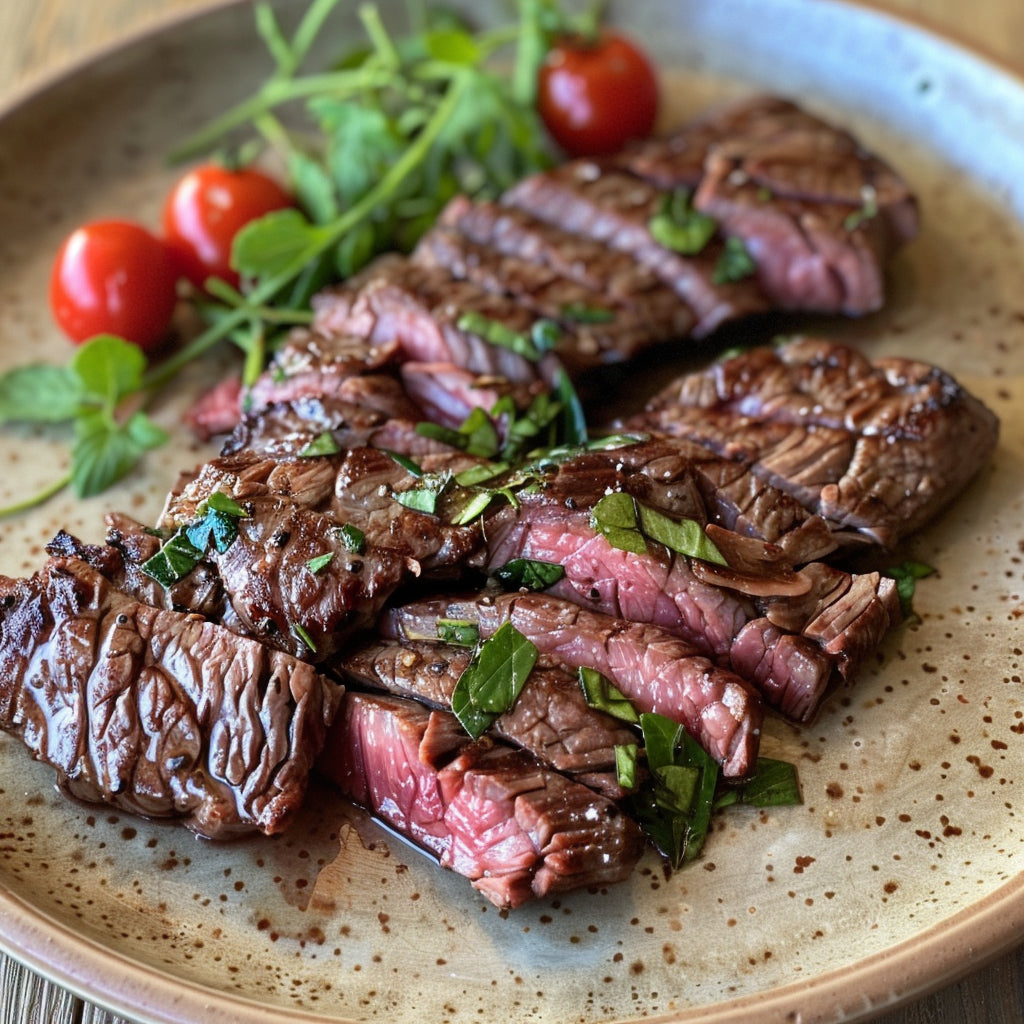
[623,337,1000,549]
[340,637,637,794]
[310,254,559,386]
[614,94,919,314]
[503,163,768,336]
[0,556,339,838]
[381,591,763,778]
[318,691,645,908]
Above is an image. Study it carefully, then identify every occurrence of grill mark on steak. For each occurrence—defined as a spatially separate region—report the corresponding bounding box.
[380,591,763,779]
[318,691,645,909]
[0,556,339,839]
[340,636,637,795]
[612,94,920,315]
[623,337,1000,549]
[502,163,768,336]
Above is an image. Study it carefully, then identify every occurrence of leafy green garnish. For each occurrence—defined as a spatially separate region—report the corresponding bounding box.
[885,559,936,619]
[392,469,453,513]
[712,236,757,284]
[648,189,717,255]
[306,552,335,574]
[578,666,640,724]
[714,758,802,810]
[450,621,538,738]
[298,430,341,457]
[141,490,247,587]
[436,618,480,647]
[456,311,561,362]
[335,522,366,554]
[0,336,169,515]
[590,492,727,565]
[493,557,565,592]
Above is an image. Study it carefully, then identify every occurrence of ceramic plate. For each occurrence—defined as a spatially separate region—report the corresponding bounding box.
[1,2,1022,1022]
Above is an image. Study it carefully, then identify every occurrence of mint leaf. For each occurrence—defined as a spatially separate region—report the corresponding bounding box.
[72,335,146,406]
[72,409,167,498]
[0,364,82,424]
[232,208,325,283]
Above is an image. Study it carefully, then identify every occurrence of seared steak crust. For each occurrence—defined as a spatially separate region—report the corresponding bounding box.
[624,337,1000,549]
[0,557,339,838]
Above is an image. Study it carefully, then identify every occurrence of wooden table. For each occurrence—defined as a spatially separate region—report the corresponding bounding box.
[0,1,1022,1022]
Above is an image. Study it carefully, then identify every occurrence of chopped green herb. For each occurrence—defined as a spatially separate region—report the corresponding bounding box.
[615,742,640,790]
[384,450,424,477]
[590,492,727,565]
[560,302,615,324]
[291,621,318,653]
[578,666,640,724]
[141,489,247,587]
[714,758,802,810]
[843,186,879,231]
[298,431,342,457]
[712,236,757,284]
[306,552,335,574]
[436,618,480,646]
[885,559,936,619]
[335,523,366,554]
[450,621,538,738]
[648,188,717,255]
[493,557,565,592]
[415,406,500,459]
[456,311,560,362]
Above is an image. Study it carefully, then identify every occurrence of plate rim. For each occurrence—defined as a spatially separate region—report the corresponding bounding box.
[0,1,1022,1022]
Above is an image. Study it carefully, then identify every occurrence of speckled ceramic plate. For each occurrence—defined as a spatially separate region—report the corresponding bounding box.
[1,2,1022,1022]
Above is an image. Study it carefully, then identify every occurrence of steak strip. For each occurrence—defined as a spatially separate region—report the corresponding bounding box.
[317,691,645,909]
[0,556,340,839]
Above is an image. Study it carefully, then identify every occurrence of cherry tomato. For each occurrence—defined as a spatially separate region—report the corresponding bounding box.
[49,220,179,352]
[537,30,660,158]
[162,164,293,290]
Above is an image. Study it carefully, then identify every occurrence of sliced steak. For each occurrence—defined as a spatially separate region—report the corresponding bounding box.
[614,94,919,314]
[0,556,339,839]
[340,636,637,794]
[503,162,768,336]
[310,254,560,386]
[624,337,1000,549]
[318,691,645,908]
[380,591,764,778]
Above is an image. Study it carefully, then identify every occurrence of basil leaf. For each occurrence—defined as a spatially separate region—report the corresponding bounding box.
[71,409,168,498]
[0,364,82,424]
[393,470,451,513]
[554,367,588,447]
[451,621,538,739]
[436,618,479,646]
[712,236,757,284]
[139,529,205,589]
[715,758,802,810]
[299,431,341,457]
[578,666,640,724]
[885,559,936,618]
[589,492,647,554]
[306,552,335,574]
[615,743,640,790]
[636,503,727,566]
[591,492,727,565]
[232,208,327,284]
[648,189,717,255]
[416,406,500,459]
[336,523,366,554]
[493,557,565,592]
[200,491,247,518]
[449,488,496,525]
[71,335,147,406]
[385,450,424,477]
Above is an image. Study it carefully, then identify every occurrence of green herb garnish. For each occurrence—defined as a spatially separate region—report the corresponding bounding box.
[306,552,335,574]
[885,559,936,620]
[298,431,341,457]
[648,188,717,255]
[493,557,565,592]
[590,492,727,565]
[578,666,640,724]
[450,621,538,738]
[437,618,480,646]
[711,236,757,284]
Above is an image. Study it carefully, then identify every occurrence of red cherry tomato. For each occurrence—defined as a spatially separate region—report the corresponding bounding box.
[537,30,660,157]
[49,220,179,352]
[162,164,293,290]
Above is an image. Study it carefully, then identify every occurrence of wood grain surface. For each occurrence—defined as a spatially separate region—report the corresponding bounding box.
[0,1,1021,1023]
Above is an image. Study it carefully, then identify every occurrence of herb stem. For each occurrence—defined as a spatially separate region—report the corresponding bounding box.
[146,70,469,394]
[0,470,71,518]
